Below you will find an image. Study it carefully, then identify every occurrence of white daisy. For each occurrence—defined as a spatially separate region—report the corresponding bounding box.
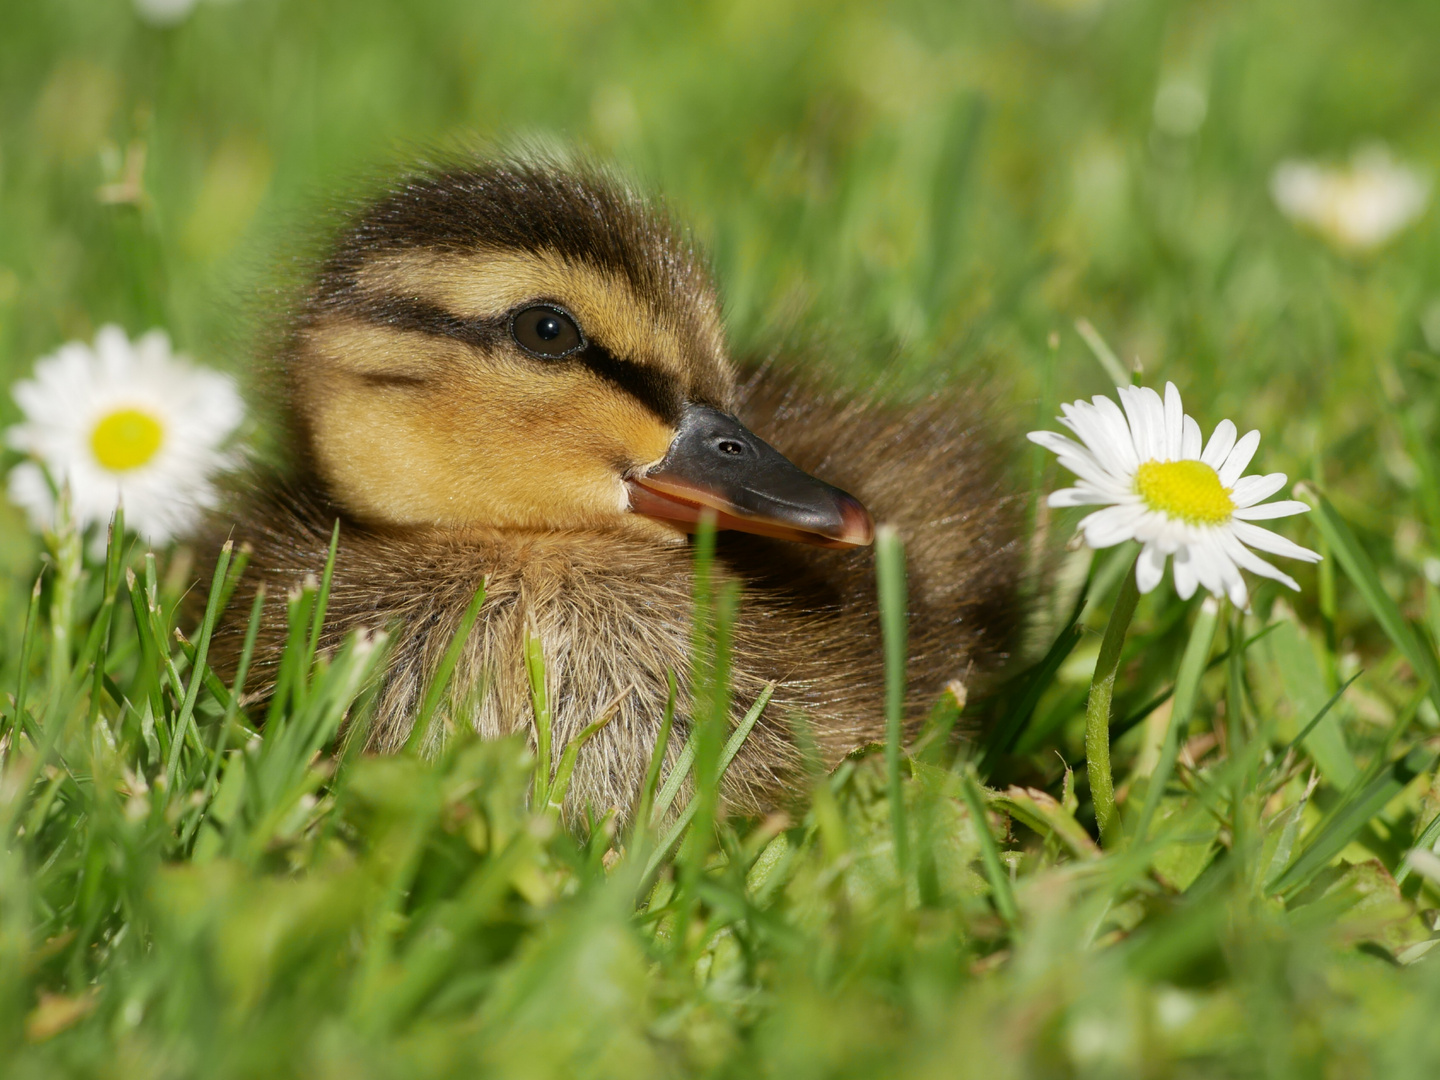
[1028,382,1320,609]
[1271,146,1429,252]
[7,324,244,546]
[132,0,240,27]
[133,0,199,25]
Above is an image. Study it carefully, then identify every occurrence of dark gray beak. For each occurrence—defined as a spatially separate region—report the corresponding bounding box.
[626,405,874,549]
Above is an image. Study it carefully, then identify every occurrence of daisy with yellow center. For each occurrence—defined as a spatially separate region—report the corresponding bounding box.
[1028,381,1320,609]
[1271,145,1429,253]
[7,325,244,545]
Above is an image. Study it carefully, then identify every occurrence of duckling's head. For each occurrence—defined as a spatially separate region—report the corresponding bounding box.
[288,158,872,548]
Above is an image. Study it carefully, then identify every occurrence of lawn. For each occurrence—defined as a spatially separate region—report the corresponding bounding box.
[4,0,1440,1076]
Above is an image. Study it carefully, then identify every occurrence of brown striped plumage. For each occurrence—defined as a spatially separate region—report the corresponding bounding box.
[201,157,1023,824]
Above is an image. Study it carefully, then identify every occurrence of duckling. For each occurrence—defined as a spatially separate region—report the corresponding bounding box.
[204,157,1023,823]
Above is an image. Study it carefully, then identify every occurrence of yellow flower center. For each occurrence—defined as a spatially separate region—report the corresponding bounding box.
[90,408,165,472]
[1134,459,1234,525]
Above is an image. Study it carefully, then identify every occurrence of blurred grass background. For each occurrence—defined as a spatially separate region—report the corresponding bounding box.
[5,0,1440,1076]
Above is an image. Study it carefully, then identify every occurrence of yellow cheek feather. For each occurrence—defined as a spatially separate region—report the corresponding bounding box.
[299,318,678,531]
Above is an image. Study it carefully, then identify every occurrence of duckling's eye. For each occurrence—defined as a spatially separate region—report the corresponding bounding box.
[511,305,584,359]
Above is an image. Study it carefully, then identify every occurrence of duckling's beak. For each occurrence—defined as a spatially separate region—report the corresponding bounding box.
[626,405,874,549]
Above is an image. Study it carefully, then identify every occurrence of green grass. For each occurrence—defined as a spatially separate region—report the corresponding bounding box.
[6,0,1440,1076]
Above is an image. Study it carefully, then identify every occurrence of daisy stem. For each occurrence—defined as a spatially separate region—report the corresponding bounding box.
[1136,597,1222,842]
[1084,553,1141,849]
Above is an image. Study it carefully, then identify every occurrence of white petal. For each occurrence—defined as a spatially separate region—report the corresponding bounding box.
[1089,395,1140,475]
[173,372,244,441]
[1048,486,1126,508]
[5,421,39,454]
[1068,401,1133,481]
[94,325,132,373]
[1194,528,1246,606]
[1030,430,1124,487]
[1114,386,1142,448]
[1115,386,1153,464]
[63,459,123,533]
[1138,386,1167,461]
[1232,499,1311,521]
[7,462,56,533]
[1130,404,1155,463]
[1028,429,1093,458]
[1163,382,1184,461]
[1172,548,1198,599]
[134,328,174,365]
[1053,451,1131,494]
[1078,503,1148,547]
[1218,430,1262,487]
[1201,419,1237,469]
[1135,542,1167,594]
[1216,528,1301,592]
[1132,511,1186,552]
[1219,550,1249,608]
[11,379,45,419]
[1186,541,1226,599]
[1229,472,1288,508]
[1181,415,1202,460]
[1230,520,1322,563]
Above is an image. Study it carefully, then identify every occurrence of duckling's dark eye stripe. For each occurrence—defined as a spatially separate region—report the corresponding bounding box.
[577,344,683,424]
[363,294,683,423]
[363,296,504,348]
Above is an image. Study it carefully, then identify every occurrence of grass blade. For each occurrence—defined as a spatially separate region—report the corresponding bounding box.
[404,581,486,756]
[959,771,1018,927]
[1268,618,1357,787]
[4,574,44,766]
[980,618,1083,773]
[640,681,774,884]
[1258,672,1362,785]
[1136,596,1221,841]
[1298,484,1440,716]
[524,619,553,805]
[545,683,632,815]
[876,525,909,873]
[651,731,697,826]
[165,541,232,791]
[303,521,340,676]
[633,671,677,837]
[201,585,267,801]
[82,506,126,728]
[679,515,735,876]
[1399,807,1440,886]
[1270,745,1434,897]
[1104,622,1282,747]
[1075,317,1129,387]
[1083,553,1142,849]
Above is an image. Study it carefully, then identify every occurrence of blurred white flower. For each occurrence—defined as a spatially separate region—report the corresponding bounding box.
[133,0,239,28]
[133,0,200,25]
[1028,382,1320,609]
[1152,78,1207,137]
[1271,146,1430,252]
[6,325,243,546]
